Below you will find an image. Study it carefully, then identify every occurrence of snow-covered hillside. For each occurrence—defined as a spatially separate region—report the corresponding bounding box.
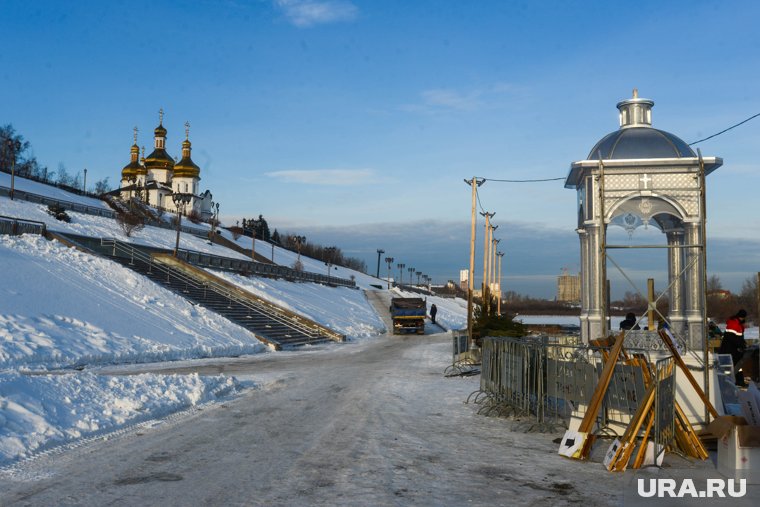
[0,177,464,467]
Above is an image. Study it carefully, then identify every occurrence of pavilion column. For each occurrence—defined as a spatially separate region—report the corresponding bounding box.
[578,228,590,341]
[683,221,704,349]
[666,229,686,336]
[585,224,605,342]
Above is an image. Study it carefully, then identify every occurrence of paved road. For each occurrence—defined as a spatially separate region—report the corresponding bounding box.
[1,332,638,507]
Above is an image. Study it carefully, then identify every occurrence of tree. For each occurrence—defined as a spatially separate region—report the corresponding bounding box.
[93,177,111,194]
[738,275,758,321]
[116,209,146,237]
[271,229,281,245]
[56,163,73,186]
[707,275,723,293]
[257,214,271,241]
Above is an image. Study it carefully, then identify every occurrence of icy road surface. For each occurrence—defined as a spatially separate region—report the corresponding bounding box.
[0,333,729,507]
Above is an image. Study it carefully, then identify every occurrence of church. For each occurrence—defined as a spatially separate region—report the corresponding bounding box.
[118,110,214,219]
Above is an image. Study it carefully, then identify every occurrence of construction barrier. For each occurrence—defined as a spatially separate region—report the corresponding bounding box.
[471,335,652,433]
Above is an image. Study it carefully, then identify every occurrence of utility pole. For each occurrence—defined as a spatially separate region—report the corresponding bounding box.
[466,177,485,346]
[497,251,504,315]
[376,249,385,278]
[489,237,501,299]
[480,210,495,316]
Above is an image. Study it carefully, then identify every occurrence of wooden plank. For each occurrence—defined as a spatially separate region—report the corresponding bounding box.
[658,329,718,418]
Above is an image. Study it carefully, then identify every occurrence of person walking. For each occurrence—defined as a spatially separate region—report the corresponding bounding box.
[430,304,438,324]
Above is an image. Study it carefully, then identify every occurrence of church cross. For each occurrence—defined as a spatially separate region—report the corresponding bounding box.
[185,121,190,140]
[159,108,164,124]
[133,126,139,144]
[640,173,652,189]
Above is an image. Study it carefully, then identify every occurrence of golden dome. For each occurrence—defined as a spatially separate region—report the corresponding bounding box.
[173,139,200,178]
[121,143,143,179]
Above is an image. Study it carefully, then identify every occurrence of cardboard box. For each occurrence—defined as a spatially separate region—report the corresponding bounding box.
[718,421,760,484]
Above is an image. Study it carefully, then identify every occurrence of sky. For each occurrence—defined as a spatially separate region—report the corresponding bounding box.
[2,0,760,297]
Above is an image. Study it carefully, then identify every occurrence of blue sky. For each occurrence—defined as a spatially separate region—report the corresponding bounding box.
[2,0,760,297]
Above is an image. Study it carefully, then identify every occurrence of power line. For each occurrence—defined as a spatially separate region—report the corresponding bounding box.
[688,112,760,145]
[481,176,565,183]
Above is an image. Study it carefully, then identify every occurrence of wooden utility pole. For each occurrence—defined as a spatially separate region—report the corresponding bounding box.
[465,178,484,346]
[497,251,504,315]
[481,211,495,315]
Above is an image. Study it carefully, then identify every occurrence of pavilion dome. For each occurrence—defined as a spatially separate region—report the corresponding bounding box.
[586,90,695,160]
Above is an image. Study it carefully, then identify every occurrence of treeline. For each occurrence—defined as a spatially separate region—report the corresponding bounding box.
[280,233,367,274]
[227,216,367,273]
[503,273,759,323]
[1,124,111,194]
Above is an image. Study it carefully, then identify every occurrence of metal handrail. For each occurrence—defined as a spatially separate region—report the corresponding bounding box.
[175,248,356,288]
[0,186,115,218]
[0,214,48,235]
[101,239,341,341]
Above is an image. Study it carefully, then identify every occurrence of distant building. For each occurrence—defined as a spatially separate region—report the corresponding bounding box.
[118,110,213,219]
[557,272,580,302]
[459,269,469,290]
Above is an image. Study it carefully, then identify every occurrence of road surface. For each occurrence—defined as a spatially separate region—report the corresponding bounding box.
[1,330,731,506]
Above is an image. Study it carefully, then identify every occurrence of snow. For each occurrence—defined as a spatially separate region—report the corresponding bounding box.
[0,371,240,465]
[0,172,111,210]
[218,228,386,290]
[0,205,397,465]
[209,270,386,339]
[1,197,250,260]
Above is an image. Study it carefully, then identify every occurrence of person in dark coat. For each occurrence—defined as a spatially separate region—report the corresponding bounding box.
[619,312,641,331]
[719,309,748,386]
[430,304,438,324]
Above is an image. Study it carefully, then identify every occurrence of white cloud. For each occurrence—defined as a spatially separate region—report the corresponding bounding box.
[420,89,482,111]
[274,0,358,27]
[265,168,375,185]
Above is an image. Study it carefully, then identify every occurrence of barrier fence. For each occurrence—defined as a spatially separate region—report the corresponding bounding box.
[472,335,655,433]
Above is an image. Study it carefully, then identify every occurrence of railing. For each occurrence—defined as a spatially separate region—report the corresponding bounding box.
[0,214,47,236]
[100,239,344,344]
[176,248,356,288]
[471,335,653,433]
[1,186,115,218]
[55,231,356,289]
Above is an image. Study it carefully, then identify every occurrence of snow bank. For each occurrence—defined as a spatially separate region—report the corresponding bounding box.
[0,371,239,465]
[0,234,267,369]
[209,270,385,340]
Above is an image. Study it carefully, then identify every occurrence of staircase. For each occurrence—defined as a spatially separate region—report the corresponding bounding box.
[55,234,345,350]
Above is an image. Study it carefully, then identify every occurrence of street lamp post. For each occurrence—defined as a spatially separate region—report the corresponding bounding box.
[324,246,336,284]
[408,267,415,286]
[384,256,394,289]
[7,139,15,201]
[416,271,422,286]
[294,235,306,264]
[83,168,87,193]
[172,192,192,257]
[375,249,385,278]
[397,263,405,286]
